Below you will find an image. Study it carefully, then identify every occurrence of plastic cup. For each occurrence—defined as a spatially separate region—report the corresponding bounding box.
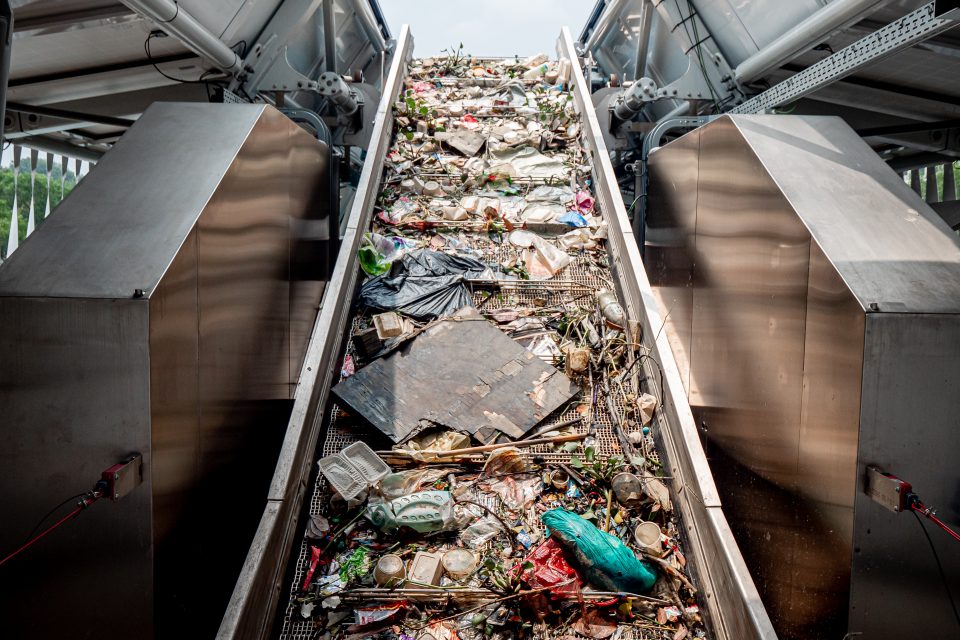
[442,548,478,579]
[373,553,406,586]
[634,520,663,557]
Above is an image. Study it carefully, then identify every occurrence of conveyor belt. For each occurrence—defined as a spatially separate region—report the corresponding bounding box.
[218,26,775,640]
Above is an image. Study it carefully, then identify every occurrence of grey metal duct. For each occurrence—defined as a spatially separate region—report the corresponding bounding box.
[120,0,243,74]
[734,0,890,84]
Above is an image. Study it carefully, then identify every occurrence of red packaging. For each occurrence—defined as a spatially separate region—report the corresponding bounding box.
[515,538,583,596]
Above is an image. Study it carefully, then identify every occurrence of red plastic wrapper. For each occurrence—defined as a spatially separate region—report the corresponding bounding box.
[514,537,583,596]
[302,545,322,592]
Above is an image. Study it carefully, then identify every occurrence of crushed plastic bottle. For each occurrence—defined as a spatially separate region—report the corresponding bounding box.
[597,289,626,327]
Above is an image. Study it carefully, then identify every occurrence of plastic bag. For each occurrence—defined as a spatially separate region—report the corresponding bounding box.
[392,430,471,462]
[541,508,657,593]
[558,211,589,228]
[460,515,505,546]
[358,249,492,320]
[378,468,449,500]
[524,237,572,279]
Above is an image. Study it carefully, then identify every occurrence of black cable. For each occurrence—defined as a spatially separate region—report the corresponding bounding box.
[21,493,87,545]
[144,33,224,87]
[912,509,960,629]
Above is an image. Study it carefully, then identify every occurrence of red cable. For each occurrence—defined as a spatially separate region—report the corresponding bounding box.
[912,503,960,544]
[0,494,100,568]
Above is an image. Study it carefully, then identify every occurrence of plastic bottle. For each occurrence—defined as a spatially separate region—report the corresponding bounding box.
[523,64,549,81]
[597,289,626,327]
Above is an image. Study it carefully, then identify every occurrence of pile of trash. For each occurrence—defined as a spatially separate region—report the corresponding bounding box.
[284,51,706,640]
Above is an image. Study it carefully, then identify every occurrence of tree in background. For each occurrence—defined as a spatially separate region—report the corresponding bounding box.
[0,156,79,260]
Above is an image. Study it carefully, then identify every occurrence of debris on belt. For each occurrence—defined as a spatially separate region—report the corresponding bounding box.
[286,50,707,640]
[332,306,580,443]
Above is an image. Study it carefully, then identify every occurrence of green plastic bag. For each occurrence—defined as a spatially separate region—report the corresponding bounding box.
[541,508,657,593]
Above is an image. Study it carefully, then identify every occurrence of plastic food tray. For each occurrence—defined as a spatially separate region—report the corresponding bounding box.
[317,441,390,500]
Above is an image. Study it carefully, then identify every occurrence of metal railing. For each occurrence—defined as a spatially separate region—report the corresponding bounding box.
[904,161,960,231]
[1,144,91,262]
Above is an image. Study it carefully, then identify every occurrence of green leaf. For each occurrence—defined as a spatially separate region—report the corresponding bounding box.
[403,131,414,141]
[570,456,583,469]
[419,106,429,116]
[584,446,595,463]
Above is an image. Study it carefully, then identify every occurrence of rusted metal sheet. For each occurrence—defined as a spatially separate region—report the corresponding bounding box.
[332,308,580,443]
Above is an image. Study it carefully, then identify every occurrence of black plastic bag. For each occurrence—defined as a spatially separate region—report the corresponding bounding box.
[358,249,491,320]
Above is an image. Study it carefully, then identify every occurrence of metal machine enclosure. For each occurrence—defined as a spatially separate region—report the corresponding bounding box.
[646,114,960,638]
[0,103,329,637]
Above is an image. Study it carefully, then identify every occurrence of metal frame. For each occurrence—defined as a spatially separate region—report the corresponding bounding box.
[216,25,412,640]
[559,27,776,640]
[730,2,960,114]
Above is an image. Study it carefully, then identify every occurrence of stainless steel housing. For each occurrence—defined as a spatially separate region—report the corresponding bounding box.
[0,102,330,638]
[647,114,960,638]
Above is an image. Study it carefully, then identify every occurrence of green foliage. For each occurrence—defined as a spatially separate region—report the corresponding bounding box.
[0,159,78,260]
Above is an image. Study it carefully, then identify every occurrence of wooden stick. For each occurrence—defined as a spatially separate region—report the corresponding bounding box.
[431,432,588,457]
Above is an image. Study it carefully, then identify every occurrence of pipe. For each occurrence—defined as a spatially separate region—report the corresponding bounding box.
[279,108,331,146]
[632,0,654,81]
[323,0,337,74]
[18,135,104,163]
[120,0,242,74]
[346,0,387,55]
[734,0,890,84]
[584,0,629,52]
[655,99,691,124]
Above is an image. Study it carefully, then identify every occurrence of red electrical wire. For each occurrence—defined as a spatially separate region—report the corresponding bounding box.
[0,494,100,568]
[912,502,960,544]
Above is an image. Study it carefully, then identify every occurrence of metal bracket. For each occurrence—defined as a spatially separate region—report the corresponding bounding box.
[101,453,143,502]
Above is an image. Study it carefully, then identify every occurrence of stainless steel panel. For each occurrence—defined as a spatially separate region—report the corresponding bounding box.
[796,242,863,555]
[0,103,330,637]
[149,228,200,546]
[852,313,960,637]
[646,128,698,394]
[0,104,264,298]
[648,113,960,639]
[0,298,154,638]
[731,116,960,314]
[692,117,811,490]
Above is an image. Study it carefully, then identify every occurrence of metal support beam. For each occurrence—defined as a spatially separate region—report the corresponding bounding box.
[7,101,136,129]
[632,0,654,81]
[0,1,11,143]
[323,0,337,74]
[17,134,104,163]
[730,2,960,115]
[926,164,940,202]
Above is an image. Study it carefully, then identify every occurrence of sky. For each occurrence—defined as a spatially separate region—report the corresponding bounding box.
[378,0,596,58]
